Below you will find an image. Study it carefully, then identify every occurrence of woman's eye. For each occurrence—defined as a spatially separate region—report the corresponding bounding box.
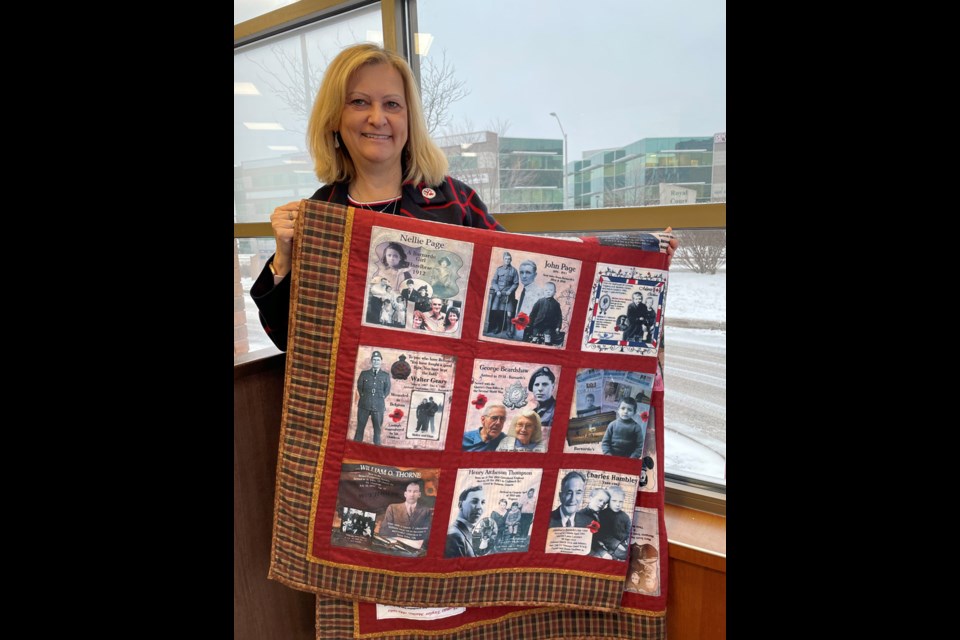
[385,101,402,110]
[349,99,367,107]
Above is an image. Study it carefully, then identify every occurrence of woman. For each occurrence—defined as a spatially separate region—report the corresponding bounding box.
[431,255,459,298]
[496,409,546,452]
[379,241,412,290]
[251,43,679,351]
[442,306,461,333]
[411,310,426,330]
[250,43,506,351]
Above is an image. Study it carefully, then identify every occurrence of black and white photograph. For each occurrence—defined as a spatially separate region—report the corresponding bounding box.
[544,468,639,560]
[582,262,668,357]
[362,226,474,338]
[331,463,439,558]
[479,246,582,348]
[443,468,543,558]
[349,345,457,450]
[565,368,655,457]
[406,390,445,440]
[625,507,662,596]
[464,359,562,450]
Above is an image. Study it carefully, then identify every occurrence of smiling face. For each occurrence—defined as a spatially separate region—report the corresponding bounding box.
[514,416,536,445]
[339,63,408,174]
[559,475,585,510]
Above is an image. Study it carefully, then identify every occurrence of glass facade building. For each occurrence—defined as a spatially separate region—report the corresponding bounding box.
[569,136,716,209]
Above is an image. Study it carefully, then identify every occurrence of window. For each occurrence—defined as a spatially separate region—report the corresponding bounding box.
[234,0,725,499]
[235,0,302,25]
[234,2,382,355]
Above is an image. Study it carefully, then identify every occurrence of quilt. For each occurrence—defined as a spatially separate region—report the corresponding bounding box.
[268,199,670,623]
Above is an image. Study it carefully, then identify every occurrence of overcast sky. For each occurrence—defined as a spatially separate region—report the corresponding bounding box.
[417,0,726,160]
[235,0,725,165]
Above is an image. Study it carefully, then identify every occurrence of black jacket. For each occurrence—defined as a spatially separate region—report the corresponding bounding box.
[251,177,504,351]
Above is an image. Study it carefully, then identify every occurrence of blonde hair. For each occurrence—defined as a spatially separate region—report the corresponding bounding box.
[307,43,448,186]
[511,409,543,444]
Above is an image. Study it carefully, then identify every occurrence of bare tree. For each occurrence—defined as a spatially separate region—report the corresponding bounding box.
[245,38,335,135]
[246,43,469,137]
[435,119,504,211]
[674,229,726,274]
[420,50,470,134]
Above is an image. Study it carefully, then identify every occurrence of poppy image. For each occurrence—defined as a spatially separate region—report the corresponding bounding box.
[511,312,530,331]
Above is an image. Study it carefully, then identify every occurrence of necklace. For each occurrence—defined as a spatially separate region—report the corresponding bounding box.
[348,189,401,215]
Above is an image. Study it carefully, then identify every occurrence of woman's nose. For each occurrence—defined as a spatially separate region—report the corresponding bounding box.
[368,105,387,126]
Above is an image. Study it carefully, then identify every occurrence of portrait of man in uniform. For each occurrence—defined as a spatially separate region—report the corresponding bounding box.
[355,350,391,446]
[486,251,519,335]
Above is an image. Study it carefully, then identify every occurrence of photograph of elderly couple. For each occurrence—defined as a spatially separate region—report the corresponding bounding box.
[462,360,563,452]
[362,227,473,338]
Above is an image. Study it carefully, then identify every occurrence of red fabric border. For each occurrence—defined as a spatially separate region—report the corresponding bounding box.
[271,201,670,617]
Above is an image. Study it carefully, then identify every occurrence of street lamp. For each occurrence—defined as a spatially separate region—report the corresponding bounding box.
[549,112,568,210]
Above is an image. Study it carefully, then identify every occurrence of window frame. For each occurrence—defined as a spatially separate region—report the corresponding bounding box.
[234,0,726,515]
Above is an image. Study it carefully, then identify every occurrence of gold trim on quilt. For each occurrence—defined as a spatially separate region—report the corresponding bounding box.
[620,606,667,617]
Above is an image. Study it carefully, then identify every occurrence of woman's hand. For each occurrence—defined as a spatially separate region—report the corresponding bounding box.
[270,201,301,277]
[664,226,679,268]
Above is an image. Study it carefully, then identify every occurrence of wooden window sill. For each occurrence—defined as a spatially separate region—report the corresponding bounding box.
[665,503,726,573]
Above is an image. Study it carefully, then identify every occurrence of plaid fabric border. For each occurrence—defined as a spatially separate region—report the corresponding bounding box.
[314,597,666,639]
[305,564,625,610]
[270,200,669,618]
[270,200,354,588]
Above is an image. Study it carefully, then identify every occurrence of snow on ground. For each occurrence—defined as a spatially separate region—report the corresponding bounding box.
[664,425,726,480]
[664,269,726,323]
